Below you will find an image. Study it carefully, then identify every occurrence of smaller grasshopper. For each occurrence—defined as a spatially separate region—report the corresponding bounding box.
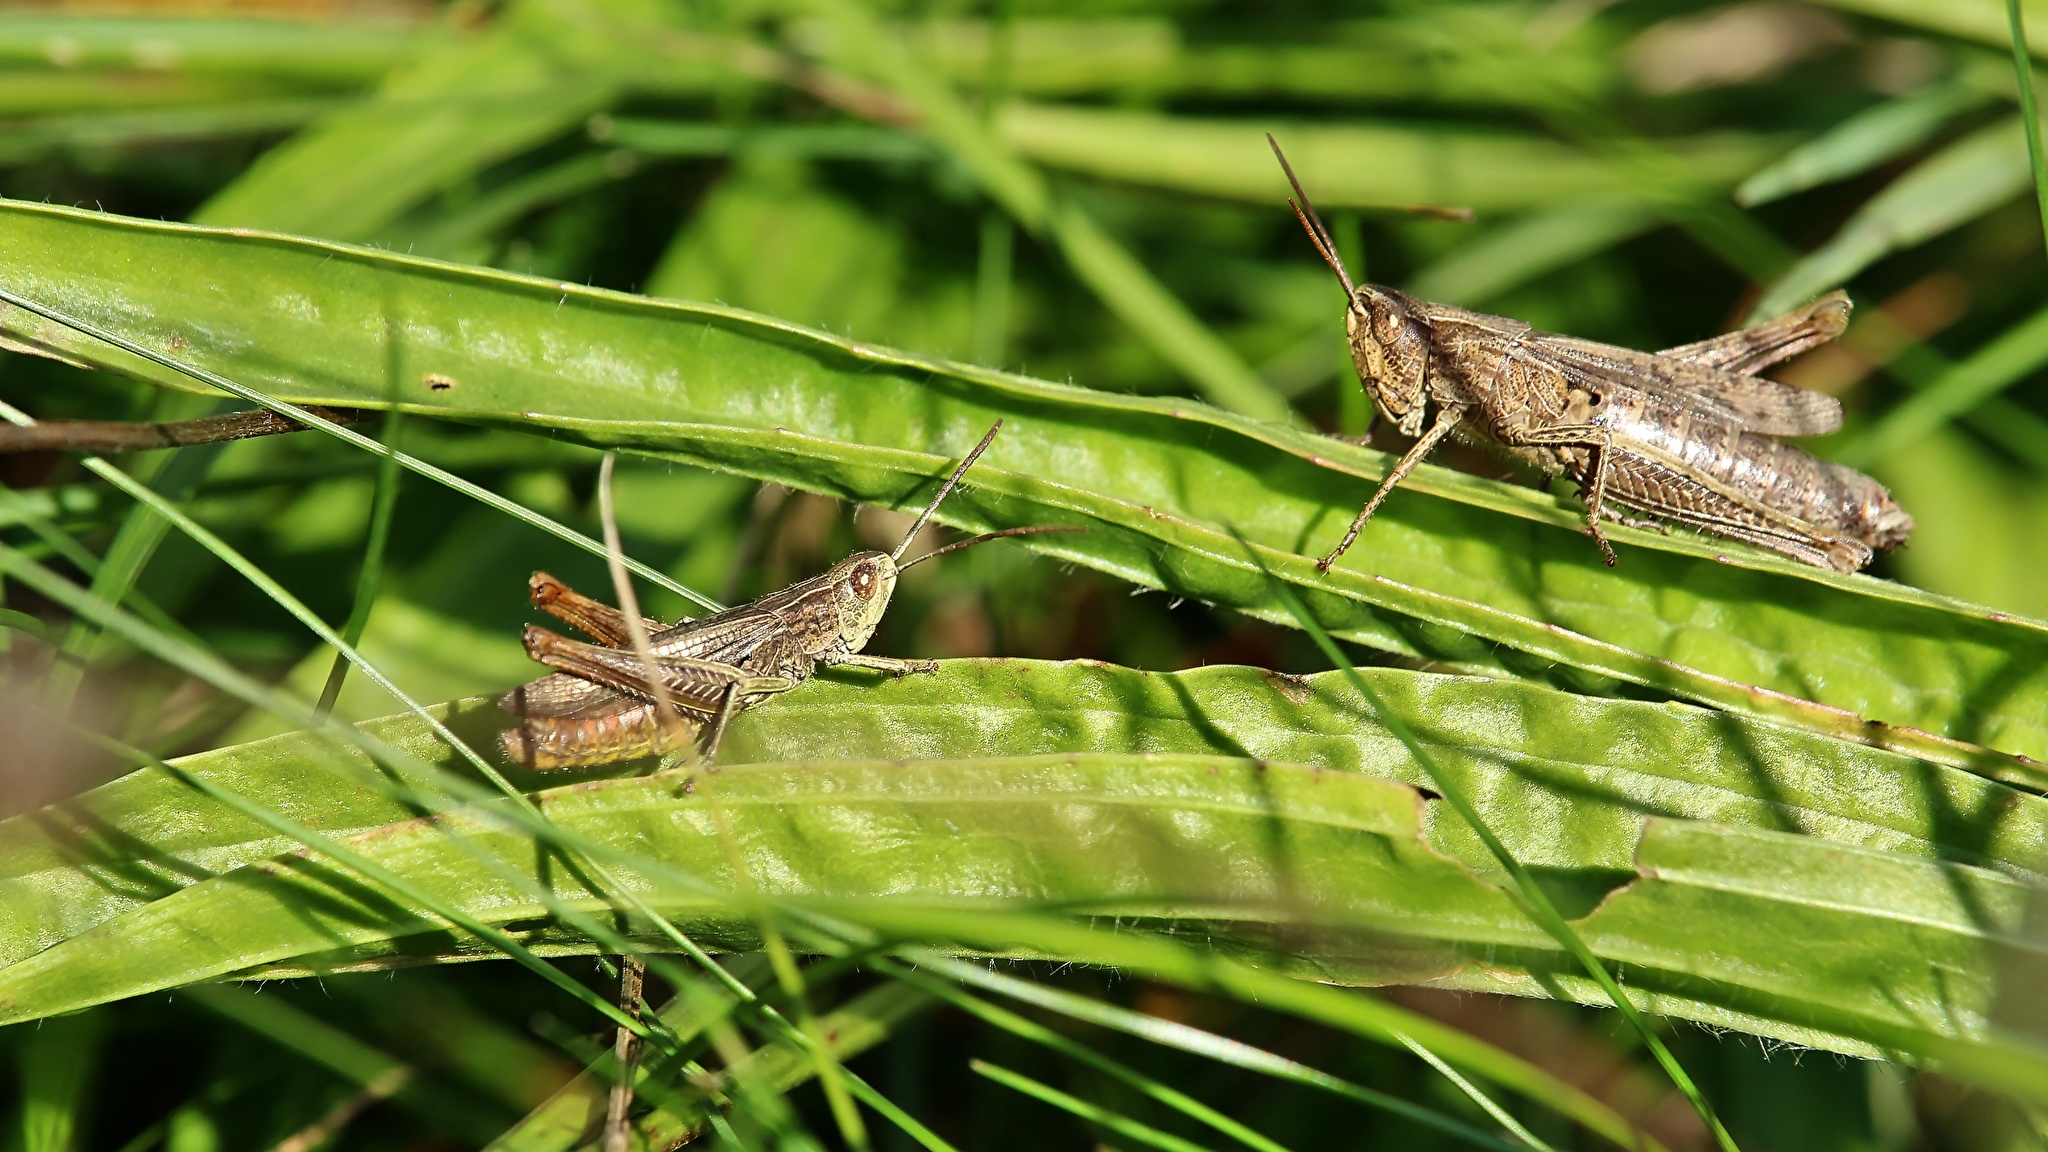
[500,421,1071,768]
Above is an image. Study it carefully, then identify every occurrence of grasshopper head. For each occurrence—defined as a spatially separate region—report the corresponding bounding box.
[1347,287,1431,438]
[826,549,900,654]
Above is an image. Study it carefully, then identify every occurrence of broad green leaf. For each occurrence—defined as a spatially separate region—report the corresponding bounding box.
[0,202,2042,774]
[0,753,1528,1016]
[1753,115,2031,319]
[998,104,1779,212]
[7,750,2048,1084]
[6,661,2044,978]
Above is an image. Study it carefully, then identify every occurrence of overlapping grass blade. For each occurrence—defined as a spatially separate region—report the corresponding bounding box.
[1736,75,1999,206]
[916,954,1522,1151]
[1752,115,2031,319]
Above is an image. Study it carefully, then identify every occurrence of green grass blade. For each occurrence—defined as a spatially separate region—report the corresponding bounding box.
[1393,1036,1556,1152]
[875,959,1294,1152]
[997,104,1771,213]
[1405,203,1659,307]
[1842,300,2048,466]
[1752,115,2030,318]
[0,281,718,611]
[971,1059,1217,1152]
[316,407,403,718]
[192,13,615,240]
[17,1010,102,1152]
[1736,78,1997,207]
[2013,0,2048,256]
[916,954,1523,1151]
[1811,0,2048,54]
[800,0,1289,421]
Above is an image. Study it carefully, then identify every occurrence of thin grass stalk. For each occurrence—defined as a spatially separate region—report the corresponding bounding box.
[46,402,219,703]
[1395,1036,1557,1152]
[1257,574,1739,1152]
[970,1059,1216,1152]
[0,481,198,650]
[913,954,1522,1152]
[316,406,403,718]
[874,960,1295,1152]
[2009,0,2048,258]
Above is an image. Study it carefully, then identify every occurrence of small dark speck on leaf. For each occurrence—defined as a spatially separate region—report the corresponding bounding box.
[424,373,457,392]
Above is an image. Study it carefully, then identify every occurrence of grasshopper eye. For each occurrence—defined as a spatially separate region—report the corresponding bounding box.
[849,562,880,598]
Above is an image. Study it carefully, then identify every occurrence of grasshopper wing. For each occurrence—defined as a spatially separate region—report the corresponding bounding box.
[646,604,789,663]
[1532,336,1843,437]
[1658,291,1850,375]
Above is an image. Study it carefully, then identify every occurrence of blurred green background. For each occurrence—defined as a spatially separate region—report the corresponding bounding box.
[4,1,2048,1149]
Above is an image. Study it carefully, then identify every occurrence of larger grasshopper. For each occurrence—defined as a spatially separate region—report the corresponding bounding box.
[1269,138,1912,574]
[500,422,1066,768]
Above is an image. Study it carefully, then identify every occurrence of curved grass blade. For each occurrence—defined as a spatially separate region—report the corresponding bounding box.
[2010,0,2048,254]
[316,407,403,718]
[1736,78,1997,207]
[1842,300,2048,467]
[873,959,1295,1152]
[0,202,2038,772]
[970,1059,1215,1152]
[1752,115,2030,319]
[914,953,1524,1152]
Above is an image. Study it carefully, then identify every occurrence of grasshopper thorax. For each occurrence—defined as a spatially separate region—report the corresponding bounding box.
[823,549,900,656]
[1347,286,1431,438]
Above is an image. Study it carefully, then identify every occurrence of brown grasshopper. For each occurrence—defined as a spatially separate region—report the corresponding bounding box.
[500,422,1070,768]
[1268,138,1913,574]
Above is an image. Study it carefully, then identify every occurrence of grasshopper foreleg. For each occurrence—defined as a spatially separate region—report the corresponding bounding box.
[1320,405,1467,571]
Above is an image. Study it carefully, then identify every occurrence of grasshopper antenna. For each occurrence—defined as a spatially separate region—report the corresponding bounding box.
[899,524,1085,571]
[1267,134,1356,299]
[892,419,1003,562]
